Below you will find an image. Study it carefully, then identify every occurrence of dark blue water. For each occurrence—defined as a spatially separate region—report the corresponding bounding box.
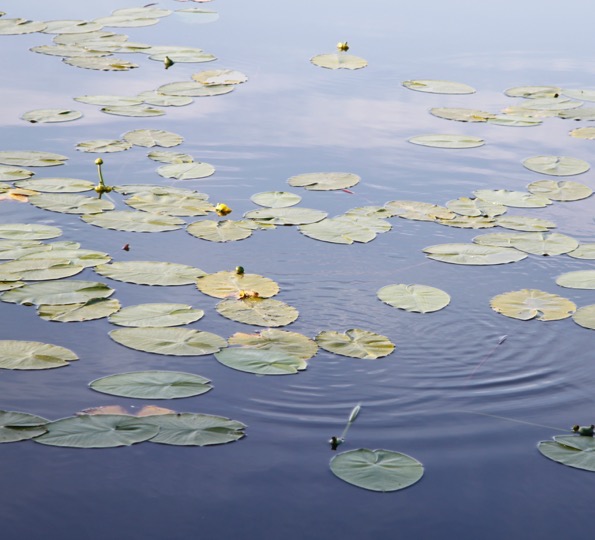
[1,1,595,538]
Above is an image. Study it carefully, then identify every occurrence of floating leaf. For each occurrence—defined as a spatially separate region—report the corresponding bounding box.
[495,215,556,232]
[287,172,360,191]
[82,210,184,232]
[567,244,595,259]
[244,207,327,226]
[538,435,595,472]
[0,340,78,370]
[76,139,132,153]
[571,305,595,330]
[384,200,454,221]
[490,289,576,321]
[21,109,82,124]
[423,243,527,265]
[109,327,226,356]
[311,53,367,70]
[556,270,595,289]
[144,413,245,446]
[0,19,48,35]
[14,177,93,193]
[216,298,298,327]
[0,224,62,240]
[474,189,552,208]
[0,258,83,282]
[436,215,496,229]
[111,6,172,18]
[559,108,595,120]
[94,15,160,28]
[0,151,67,167]
[518,97,582,111]
[108,303,204,327]
[101,105,165,117]
[138,91,193,107]
[508,232,577,256]
[148,150,193,164]
[299,215,390,244]
[64,57,138,71]
[446,197,506,217]
[31,44,112,57]
[90,371,211,399]
[1,280,114,306]
[569,127,595,139]
[522,156,590,177]
[74,94,143,106]
[330,449,424,492]
[505,86,561,98]
[176,8,220,24]
[29,193,114,214]
[197,271,279,298]
[250,191,301,208]
[123,129,183,148]
[487,114,543,127]
[377,284,450,313]
[215,348,307,375]
[157,162,215,180]
[228,329,317,361]
[0,165,34,182]
[408,134,484,149]
[0,411,48,443]
[187,220,253,242]
[34,415,158,448]
[316,329,394,359]
[19,247,111,268]
[430,108,494,122]
[38,298,120,322]
[147,47,216,63]
[403,79,475,94]
[95,261,206,286]
[192,69,247,85]
[41,19,103,34]
[526,180,592,201]
[126,191,213,216]
[157,81,232,96]
[563,88,595,101]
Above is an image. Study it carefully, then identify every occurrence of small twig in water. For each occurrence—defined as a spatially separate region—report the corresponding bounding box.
[466,335,507,381]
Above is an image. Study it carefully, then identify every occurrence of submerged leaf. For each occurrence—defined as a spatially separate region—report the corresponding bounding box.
[490,289,576,321]
[192,69,247,85]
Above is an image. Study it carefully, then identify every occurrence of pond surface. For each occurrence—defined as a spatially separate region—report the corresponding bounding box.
[2,0,595,538]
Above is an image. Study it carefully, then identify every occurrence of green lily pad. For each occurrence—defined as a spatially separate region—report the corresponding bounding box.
[228,329,317,361]
[316,329,394,359]
[522,156,590,176]
[14,177,94,193]
[138,91,194,107]
[95,261,206,286]
[487,114,543,127]
[187,220,254,242]
[157,81,232,97]
[250,191,301,208]
[474,189,552,208]
[408,134,484,148]
[31,43,112,57]
[403,79,475,94]
[19,247,111,268]
[430,108,494,122]
[38,298,120,322]
[192,69,247,85]
[197,271,279,299]
[41,19,103,34]
[157,162,215,180]
[311,53,367,70]
[490,289,576,321]
[1,280,114,306]
[74,95,143,107]
[0,340,78,370]
[495,215,556,232]
[436,215,496,229]
[377,284,450,313]
[29,193,114,214]
[330,449,424,492]
[144,413,245,446]
[505,86,561,98]
[215,348,307,375]
[569,127,595,139]
[76,139,132,153]
[0,19,48,35]
[571,305,595,330]
[176,8,220,24]
[446,197,506,217]
[34,415,159,448]
[509,232,577,256]
[567,244,595,259]
[299,215,390,244]
[126,191,213,216]
[538,435,595,472]
[0,411,48,443]
[21,109,82,124]
[558,108,595,120]
[526,180,592,201]
[384,200,454,221]
[244,207,327,226]
[556,270,595,289]
[109,327,226,356]
[82,211,184,232]
[148,48,216,63]
[0,258,83,282]
[94,15,160,28]
[64,56,138,71]
[0,165,34,181]
[423,243,527,265]
[518,97,583,111]
[0,151,67,168]
[0,224,62,240]
[90,371,211,399]
[108,303,204,327]
[287,172,360,191]
[216,298,298,327]
[123,129,183,148]
[100,105,165,117]
[148,151,194,164]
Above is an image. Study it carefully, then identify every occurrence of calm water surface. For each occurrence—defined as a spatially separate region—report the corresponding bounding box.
[1,1,595,538]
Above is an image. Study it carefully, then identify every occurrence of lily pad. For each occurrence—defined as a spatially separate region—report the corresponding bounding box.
[505,86,561,99]
[74,95,143,107]
[0,224,62,240]
[187,220,254,242]
[487,114,543,127]
[19,247,111,268]
[436,215,496,229]
[108,303,204,327]
[430,108,494,122]
[100,105,165,117]
[423,243,527,265]
[216,298,298,327]
[244,207,327,226]
[148,48,216,64]
[192,69,247,85]
[556,270,595,289]
[0,258,83,282]
[0,340,78,370]
[522,156,590,177]
[138,91,193,107]
[538,435,595,472]
[473,189,552,208]
[144,413,245,446]
[316,329,394,359]
[377,284,450,313]
[330,449,424,492]
[558,108,595,120]
[0,19,48,35]
[0,165,34,182]
[571,305,595,330]
[495,215,556,232]
[157,81,232,97]
[299,215,390,244]
[508,232,577,256]
[148,151,194,164]
[0,151,67,167]
[76,139,132,153]
[228,329,317,361]
[157,162,215,180]
[288,172,360,191]
[408,134,484,149]
[29,193,114,214]
[14,177,94,193]
[384,200,454,221]
[82,211,184,232]
[94,15,160,28]
[446,197,506,217]
[403,79,475,94]
[38,298,120,323]
[34,415,159,448]
[95,261,206,286]
[526,180,592,201]
[1,280,114,306]
[123,129,183,148]
[569,127,595,139]
[63,56,138,71]
[215,348,307,375]
[490,289,576,321]
[126,191,213,217]
[0,411,48,443]
[567,244,595,259]
[109,327,226,356]
[310,53,367,70]
[250,191,301,208]
[21,109,82,124]
[197,271,279,299]
[90,371,211,399]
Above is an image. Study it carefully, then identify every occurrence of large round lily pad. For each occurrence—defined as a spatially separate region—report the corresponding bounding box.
[556,270,595,289]
[108,303,204,327]
[538,435,595,472]
[527,180,592,201]
[244,207,327,226]
[377,284,450,313]
[186,220,253,242]
[29,193,114,214]
[408,134,484,149]
[572,305,595,330]
[197,271,279,298]
[37,298,121,323]
[0,340,78,370]
[228,329,317,361]
[215,348,307,375]
[423,243,527,265]
[310,53,367,70]
[216,298,298,327]
[330,448,424,492]
[287,172,360,191]
[82,211,184,232]
[123,129,183,148]
[316,329,394,359]
[299,215,390,244]
[522,156,590,176]
[1,280,114,306]
[490,289,576,321]
[95,261,206,286]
